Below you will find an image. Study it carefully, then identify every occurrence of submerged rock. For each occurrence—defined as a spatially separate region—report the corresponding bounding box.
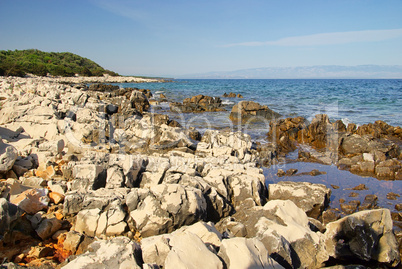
[222,92,243,98]
[170,94,225,113]
[229,101,281,123]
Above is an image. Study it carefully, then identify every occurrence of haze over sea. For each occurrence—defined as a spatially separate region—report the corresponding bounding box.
[120,79,402,140]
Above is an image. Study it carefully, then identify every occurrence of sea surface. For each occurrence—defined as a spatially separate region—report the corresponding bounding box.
[117,79,402,217]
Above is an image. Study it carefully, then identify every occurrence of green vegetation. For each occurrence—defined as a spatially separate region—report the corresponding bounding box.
[0,49,119,77]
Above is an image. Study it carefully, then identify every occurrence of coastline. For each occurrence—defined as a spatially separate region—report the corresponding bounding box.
[0,76,400,268]
[22,74,167,84]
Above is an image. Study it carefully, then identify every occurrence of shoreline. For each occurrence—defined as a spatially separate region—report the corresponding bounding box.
[1,74,167,84]
[0,76,400,268]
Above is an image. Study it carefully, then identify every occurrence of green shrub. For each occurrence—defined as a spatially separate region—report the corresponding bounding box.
[0,49,119,77]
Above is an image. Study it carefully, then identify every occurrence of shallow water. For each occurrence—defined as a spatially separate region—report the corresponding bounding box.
[263,161,402,212]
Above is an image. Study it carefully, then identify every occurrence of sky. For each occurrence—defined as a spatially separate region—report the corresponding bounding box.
[0,0,402,77]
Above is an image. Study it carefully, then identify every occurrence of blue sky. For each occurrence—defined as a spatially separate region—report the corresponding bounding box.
[0,0,401,77]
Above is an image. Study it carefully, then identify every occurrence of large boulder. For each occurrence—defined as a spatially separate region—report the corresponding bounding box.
[197,129,256,162]
[130,90,150,113]
[268,116,307,152]
[61,237,143,269]
[217,200,328,268]
[299,114,344,150]
[70,164,107,191]
[170,95,225,113]
[122,113,194,152]
[202,166,268,210]
[218,237,284,269]
[141,221,223,268]
[162,169,233,222]
[33,212,63,240]
[128,184,207,237]
[268,114,345,154]
[229,101,281,123]
[268,181,331,219]
[73,199,128,237]
[355,120,402,140]
[63,188,130,215]
[339,134,370,155]
[10,188,49,215]
[164,231,223,269]
[323,208,400,267]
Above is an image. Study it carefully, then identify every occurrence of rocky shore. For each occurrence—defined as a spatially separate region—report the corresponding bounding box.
[25,74,166,84]
[0,76,401,268]
[268,114,402,180]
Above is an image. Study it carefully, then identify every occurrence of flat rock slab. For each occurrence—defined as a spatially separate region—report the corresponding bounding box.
[268,181,331,219]
[61,237,142,269]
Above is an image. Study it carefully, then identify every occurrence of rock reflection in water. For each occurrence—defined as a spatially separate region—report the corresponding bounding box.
[264,161,402,217]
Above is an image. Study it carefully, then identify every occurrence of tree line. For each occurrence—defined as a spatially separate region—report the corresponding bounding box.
[0,49,119,77]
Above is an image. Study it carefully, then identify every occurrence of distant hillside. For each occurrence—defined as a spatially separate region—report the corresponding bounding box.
[0,49,119,77]
[179,65,402,79]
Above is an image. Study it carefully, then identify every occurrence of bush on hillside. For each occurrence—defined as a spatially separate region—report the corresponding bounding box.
[0,49,119,77]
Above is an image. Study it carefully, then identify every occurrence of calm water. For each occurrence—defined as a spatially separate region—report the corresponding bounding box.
[120,79,402,141]
[264,162,401,217]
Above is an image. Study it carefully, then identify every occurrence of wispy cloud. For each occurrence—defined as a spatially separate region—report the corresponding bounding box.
[90,0,150,23]
[224,28,402,47]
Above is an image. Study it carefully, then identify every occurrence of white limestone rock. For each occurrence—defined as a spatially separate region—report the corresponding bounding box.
[165,231,223,269]
[268,181,331,219]
[218,237,284,269]
[323,208,400,267]
[62,237,142,269]
[129,184,207,237]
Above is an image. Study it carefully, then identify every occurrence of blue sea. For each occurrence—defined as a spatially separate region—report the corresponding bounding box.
[119,79,402,141]
[117,79,402,217]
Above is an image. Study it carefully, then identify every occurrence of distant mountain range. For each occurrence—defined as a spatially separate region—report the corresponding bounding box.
[178,65,402,79]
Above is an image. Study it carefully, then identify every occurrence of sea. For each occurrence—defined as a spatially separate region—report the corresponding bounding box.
[115,79,402,218]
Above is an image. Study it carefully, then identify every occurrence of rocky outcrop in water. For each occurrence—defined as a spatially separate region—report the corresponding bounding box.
[170,94,225,113]
[268,114,402,180]
[229,100,281,123]
[222,92,243,98]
